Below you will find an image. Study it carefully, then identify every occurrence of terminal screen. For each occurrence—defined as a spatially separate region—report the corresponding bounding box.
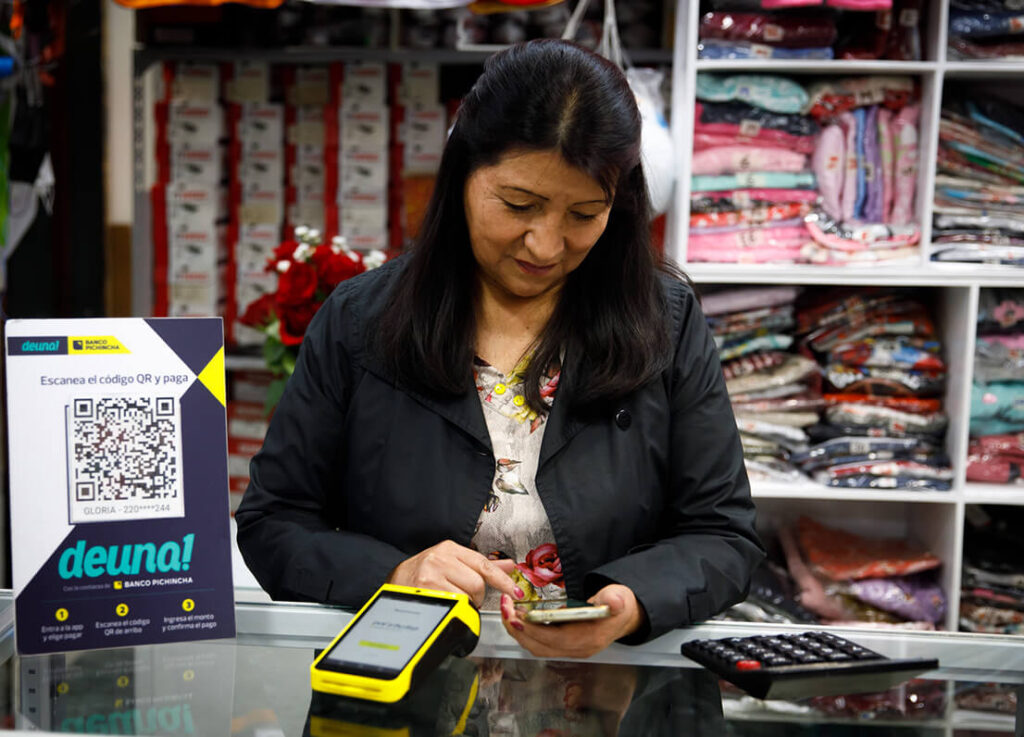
[321,594,453,678]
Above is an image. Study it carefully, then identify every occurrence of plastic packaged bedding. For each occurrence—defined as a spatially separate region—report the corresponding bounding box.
[846,573,946,623]
[698,39,835,60]
[824,403,949,435]
[796,516,942,581]
[699,12,838,48]
[828,337,943,370]
[696,74,810,114]
[825,364,946,396]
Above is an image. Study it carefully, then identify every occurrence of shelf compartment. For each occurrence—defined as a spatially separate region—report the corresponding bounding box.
[754,497,963,633]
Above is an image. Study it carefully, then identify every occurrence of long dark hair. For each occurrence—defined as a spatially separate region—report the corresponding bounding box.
[375,39,674,415]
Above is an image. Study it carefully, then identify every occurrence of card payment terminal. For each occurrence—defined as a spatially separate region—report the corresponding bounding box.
[310,584,480,703]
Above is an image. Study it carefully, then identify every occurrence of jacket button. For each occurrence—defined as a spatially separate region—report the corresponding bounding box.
[615,409,631,430]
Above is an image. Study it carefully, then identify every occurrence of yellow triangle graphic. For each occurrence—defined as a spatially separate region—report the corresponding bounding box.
[198,347,226,407]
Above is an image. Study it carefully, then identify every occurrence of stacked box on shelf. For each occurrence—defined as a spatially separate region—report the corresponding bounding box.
[286,66,336,237]
[154,62,227,318]
[454,5,568,48]
[792,289,953,491]
[227,62,282,347]
[226,397,271,513]
[703,285,824,485]
[932,90,1024,266]
[394,62,446,249]
[226,371,272,512]
[340,62,390,252]
[967,289,1024,485]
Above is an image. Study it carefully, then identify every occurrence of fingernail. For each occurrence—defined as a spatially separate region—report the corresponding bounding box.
[513,587,525,599]
[511,621,524,631]
[501,606,508,620]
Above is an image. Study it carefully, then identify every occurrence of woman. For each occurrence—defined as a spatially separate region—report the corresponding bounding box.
[236,39,763,658]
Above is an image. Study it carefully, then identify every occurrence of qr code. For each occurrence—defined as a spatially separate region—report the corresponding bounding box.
[66,396,185,524]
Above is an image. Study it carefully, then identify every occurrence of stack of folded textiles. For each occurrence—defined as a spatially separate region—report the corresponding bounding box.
[792,288,953,490]
[955,683,1019,718]
[803,76,922,264]
[808,680,946,720]
[779,516,946,628]
[715,558,821,624]
[698,0,924,61]
[698,5,839,60]
[689,73,819,264]
[703,286,823,483]
[960,505,1024,634]
[932,94,1024,266]
[948,1,1024,60]
[968,289,1024,484]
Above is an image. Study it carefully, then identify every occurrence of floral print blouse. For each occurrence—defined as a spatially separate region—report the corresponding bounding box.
[470,354,564,611]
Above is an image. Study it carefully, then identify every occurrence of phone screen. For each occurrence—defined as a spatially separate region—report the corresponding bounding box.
[317,593,454,679]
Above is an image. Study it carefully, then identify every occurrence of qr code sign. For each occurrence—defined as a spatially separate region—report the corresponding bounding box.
[66,396,185,523]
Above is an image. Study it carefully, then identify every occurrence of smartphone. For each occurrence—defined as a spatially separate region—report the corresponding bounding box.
[517,599,611,625]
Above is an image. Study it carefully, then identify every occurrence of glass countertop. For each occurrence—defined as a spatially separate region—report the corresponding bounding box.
[1,590,1022,735]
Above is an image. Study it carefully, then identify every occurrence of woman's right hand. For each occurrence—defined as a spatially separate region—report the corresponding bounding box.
[387,539,524,608]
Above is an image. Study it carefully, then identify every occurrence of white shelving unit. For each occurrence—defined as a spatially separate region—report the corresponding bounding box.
[667,1,1024,635]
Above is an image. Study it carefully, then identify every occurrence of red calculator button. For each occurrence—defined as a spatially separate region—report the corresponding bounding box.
[736,660,762,671]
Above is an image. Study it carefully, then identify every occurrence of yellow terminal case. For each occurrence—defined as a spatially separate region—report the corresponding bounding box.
[310,584,480,703]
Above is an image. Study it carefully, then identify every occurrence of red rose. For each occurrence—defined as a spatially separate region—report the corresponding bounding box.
[271,240,300,263]
[276,261,318,306]
[516,543,564,589]
[239,293,276,328]
[312,245,365,287]
[277,302,319,346]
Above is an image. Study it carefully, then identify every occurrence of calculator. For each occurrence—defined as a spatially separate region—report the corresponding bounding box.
[681,631,939,700]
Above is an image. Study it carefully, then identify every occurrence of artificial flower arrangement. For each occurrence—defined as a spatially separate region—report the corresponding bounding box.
[240,226,387,409]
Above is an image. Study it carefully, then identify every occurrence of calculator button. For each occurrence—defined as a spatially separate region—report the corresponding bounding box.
[848,647,881,660]
[736,660,762,671]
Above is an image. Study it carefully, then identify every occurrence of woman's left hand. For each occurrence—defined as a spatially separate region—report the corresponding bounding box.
[500,584,646,659]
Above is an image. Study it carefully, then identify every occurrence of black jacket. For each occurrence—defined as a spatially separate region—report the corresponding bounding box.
[236,257,764,642]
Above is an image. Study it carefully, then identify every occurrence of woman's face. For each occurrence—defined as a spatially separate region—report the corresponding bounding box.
[463,149,613,303]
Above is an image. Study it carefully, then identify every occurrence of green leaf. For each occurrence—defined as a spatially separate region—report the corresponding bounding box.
[263,335,286,365]
[264,378,288,415]
[281,350,296,376]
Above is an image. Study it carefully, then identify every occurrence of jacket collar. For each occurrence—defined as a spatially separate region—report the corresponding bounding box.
[539,365,585,469]
[361,351,586,465]
[361,354,493,452]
